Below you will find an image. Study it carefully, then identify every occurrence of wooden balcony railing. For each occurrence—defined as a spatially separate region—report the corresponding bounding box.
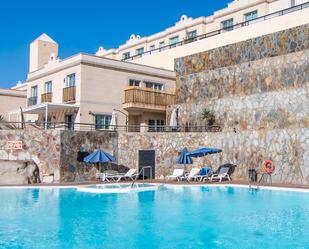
[41,92,52,103]
[124,87,175,108]
[27,96,38,106]
[63,86,76,103]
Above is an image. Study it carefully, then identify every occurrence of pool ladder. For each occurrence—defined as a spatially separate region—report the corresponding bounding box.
[131,166,153,187]
[248,168,259,191]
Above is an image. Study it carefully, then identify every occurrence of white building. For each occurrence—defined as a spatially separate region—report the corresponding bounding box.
[96,0,309,70]
[9,34,175,131]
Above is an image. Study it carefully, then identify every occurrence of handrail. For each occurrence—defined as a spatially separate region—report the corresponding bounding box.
[124,86,175,95]
[131,166,153,187]
[122,2,309,62]
[0,121,222,133]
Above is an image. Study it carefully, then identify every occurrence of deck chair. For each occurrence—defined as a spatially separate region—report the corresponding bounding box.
[210,167,231,182]
[105,168,137,182]
[166,169,184,181]
[181,168,200,182]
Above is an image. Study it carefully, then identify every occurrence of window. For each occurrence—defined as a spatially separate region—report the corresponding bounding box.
[149,44,155,51]
[221,18,234,31]
[66,73,76,87]
[30,85,38,97]
[291,0,295,6]
[122,52,130,60]
[186,30,197,40]
[148,119,165,132]
[244,10,258,22]
[45,81,52,93]
[95,114,112,130]
[29,85,38,106]
[159,41,165,51]
[169,36,179,48]
[129,79,141,87]
[136,47,144,55]
[144,81,163,91]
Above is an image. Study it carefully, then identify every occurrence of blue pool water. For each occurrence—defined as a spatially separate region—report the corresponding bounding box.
[1,186,309,249]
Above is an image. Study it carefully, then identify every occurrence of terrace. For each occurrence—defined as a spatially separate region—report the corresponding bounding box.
[123,86,176,112]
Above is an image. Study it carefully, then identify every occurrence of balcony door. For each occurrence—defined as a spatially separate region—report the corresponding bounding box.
[65,114,75,130]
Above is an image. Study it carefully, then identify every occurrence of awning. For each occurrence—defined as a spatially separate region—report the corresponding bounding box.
[8,103,79,115]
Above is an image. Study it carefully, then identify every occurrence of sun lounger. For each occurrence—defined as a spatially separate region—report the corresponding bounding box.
[210,167,231,182]
[105,168,138,182]
[193,167,212,182]
[166,169,184,181]
[180,168,200,182]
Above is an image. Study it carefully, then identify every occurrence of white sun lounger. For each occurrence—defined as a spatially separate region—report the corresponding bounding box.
[180,168,200,182]
[105,169,138,182]
[166,169,184,181]
[210,167,231,182]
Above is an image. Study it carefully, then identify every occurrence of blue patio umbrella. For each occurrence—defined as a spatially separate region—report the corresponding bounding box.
[177,147,193,166]
[84,149,116,163]
[186,147,222,158]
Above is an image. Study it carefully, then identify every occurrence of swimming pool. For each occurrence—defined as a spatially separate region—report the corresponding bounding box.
[1,185,309,249]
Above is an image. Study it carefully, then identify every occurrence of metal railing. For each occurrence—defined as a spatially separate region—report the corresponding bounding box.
[132,166,153,186]
[122,2,309,62]
[0,121,222,133]
[124,87,176,107]
[63,86,76,103]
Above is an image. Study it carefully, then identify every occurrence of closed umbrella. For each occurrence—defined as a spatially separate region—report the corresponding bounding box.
[177,147,192,171]
[109,111,117,130]
[169,108,177,129]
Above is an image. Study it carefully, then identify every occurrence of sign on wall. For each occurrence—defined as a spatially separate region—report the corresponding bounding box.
[6,141,23,151]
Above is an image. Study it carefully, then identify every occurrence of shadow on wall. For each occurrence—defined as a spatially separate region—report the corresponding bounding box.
[62,162,131,183]
[0,160,41,185]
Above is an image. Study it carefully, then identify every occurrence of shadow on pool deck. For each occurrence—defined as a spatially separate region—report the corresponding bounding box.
[1,180,309,189]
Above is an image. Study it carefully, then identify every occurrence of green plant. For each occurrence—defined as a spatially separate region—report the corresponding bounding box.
[201,108,215,126]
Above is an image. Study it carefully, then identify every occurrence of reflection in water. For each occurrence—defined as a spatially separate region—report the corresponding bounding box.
[138,190,156,202]
[226,186,235,195]
[31,189,40,203]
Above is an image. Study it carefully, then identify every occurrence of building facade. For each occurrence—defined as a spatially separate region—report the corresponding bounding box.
[96,0,309,70]
[9,34,175,131]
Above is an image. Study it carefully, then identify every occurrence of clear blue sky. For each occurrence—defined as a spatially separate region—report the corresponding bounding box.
[0,0,230,88]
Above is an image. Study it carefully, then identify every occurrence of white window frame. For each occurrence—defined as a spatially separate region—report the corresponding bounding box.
[122,52,130,60]
[244,10,258,22]
[66,73,76,87]
[45,81,52,93]
[129,79,141,87]
[136,47,144,55]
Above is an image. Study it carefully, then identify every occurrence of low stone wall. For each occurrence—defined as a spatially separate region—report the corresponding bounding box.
[1,128,308,185]
[118,129,309,185]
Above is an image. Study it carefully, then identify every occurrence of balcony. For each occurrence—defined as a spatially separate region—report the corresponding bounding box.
[27,96,38,106]
[123,87,175,112]
[41,92,52,103]
[63,86,76,103]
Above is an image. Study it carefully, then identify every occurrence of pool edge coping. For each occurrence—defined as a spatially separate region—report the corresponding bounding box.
[1,183,309,193]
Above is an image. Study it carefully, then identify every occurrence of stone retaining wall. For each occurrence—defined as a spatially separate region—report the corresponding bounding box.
[60,131,118,182]
[0,129,61,184]
[172,24,309,131]
[118,129,309,185]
